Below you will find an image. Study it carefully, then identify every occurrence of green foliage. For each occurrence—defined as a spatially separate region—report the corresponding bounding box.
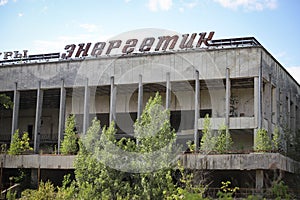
[217,181,239,200]
[5,190,16,200]
[200,114,216,154]
[19,93,211,199]
[0,93,13,109]
[272,127,280,152]
[20,181,56,200]
[215,124,233,154]
[56,174,77,200]
[200,116,233,154]
[8,130,33,155]
[60,114,78,155]
[244,195,263,200]
[271,181,290,200]
[254,129,272,152]
[74,93,179,199]
[186,140,195,153]
[13,169,26,183]
[169,162,209,200]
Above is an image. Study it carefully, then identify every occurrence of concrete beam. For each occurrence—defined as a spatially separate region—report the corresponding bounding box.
[1,153,299,173]
[0,155,75,169]
[11,82,20,140]
[180,153,300,174]
[34,81,43,154]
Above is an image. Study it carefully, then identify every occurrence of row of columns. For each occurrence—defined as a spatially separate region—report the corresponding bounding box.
[10,70,263,151]
[9,72,175,154]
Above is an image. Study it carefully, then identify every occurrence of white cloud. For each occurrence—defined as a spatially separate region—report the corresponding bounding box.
[18,13,23,17]
[185,1,198,8]
[147,0,173,11]
[286,66,300,84]
[124,0,131,2]
[41,6,48,14]
[0,0,8,6]
[79,24,98,33]
[213,0,278,11]
[178,0,198,12]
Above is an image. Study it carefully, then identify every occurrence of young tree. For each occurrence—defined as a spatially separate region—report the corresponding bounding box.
[8,130,32,155]
[254,129,272,152]
[200,114,216,154]
[272,126,280,152]
[215,124,233,154]
[74,93,179,199]
[60,115,78,155]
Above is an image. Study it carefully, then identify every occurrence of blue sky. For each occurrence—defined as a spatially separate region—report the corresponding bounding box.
[0,0,299,83]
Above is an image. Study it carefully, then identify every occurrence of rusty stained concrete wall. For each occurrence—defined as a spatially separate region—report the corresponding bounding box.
[0,47,260,92]
[0,153,299,174]
[0,154,75,169]
[181,153,300,174]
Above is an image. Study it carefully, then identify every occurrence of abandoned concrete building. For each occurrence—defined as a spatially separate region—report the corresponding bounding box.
[0,32,299,195]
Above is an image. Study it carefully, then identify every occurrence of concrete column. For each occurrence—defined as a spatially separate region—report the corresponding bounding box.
[11,82,20,140]
[194,70,200,151]
[225,68,231,128]
[255,169,264,190]
[266,76,272,133]
[83,78,90,134]
[30,169,38,189]
[254,77,261,147]
[137,74,143,119]
[166,72,171,109]
[58,80,66,154]
[34,81,44,154]
[110,76,116,124]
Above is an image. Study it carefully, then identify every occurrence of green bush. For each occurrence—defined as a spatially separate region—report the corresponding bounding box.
[215,124,233,154]
[271,181,290,200]
[60,114,78,155]
[20,181,56,200]
[8,130,33,155]
[272,127,280,152]
[254,129,272,152]
[200,114,216,154]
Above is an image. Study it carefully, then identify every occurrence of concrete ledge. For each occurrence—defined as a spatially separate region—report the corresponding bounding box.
[0,154,76,169]
[0,153,299,173]
[180,153,300,173]
[198,117,256,129]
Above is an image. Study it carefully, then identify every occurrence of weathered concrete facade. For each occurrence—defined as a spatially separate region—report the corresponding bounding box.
[0,37,300,191]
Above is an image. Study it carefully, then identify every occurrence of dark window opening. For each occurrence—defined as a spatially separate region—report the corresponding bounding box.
[200,109,212,118]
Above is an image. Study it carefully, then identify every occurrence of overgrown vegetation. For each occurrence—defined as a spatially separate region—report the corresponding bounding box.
[272,127,280,152]
[271,180,290,200]
[200,114,216,154]
[200,115,233,154]
[11,93,294,199]
[0,93,13,109]
[254,128,284,153]
[8,130,33,155]
[215,124,233,154]
[254,129,272,152]
[60,114,78,155]
[217,181,239,200]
